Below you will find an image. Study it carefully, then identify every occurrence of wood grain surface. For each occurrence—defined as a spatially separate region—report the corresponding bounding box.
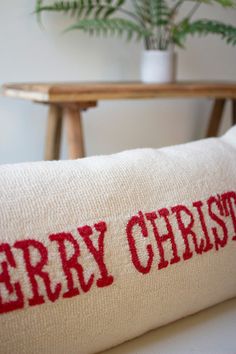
[3,81,236,103]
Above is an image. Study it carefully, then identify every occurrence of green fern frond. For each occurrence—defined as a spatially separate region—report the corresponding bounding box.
[149,0,171,26]
[132,0,152,25]
[172,19,236,47]
[132,0,171,27]
[65,18,151,40]
[35,0,126,19]
[35,0,236,49]
[202,0,236,7]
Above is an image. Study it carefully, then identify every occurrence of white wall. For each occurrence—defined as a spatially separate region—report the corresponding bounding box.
[0,1,236,164]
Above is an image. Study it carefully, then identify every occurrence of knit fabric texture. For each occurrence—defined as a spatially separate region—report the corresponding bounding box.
[0,127,236,354]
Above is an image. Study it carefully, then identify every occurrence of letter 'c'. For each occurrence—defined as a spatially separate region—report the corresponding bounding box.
[126,211,154,274]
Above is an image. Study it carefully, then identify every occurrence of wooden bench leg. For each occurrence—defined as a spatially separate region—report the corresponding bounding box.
[206,99,226,138]
[232,99,236,125]
[44,104,63,160]
[64,106,85,159]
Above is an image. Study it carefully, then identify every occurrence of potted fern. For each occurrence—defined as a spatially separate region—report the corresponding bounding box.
[35,0,236,83]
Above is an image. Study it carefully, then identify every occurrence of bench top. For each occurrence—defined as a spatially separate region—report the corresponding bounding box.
[3,81,236,103]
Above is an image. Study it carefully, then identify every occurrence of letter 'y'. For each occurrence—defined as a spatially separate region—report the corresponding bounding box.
[78,222,114,288]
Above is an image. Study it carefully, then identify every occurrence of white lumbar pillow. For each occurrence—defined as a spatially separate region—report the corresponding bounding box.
[0,127,236,354]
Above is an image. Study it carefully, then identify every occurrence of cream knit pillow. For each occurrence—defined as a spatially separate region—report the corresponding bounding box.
[0,127,236,354]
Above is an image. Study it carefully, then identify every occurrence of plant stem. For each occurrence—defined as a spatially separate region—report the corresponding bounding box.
[186,2,201,20]
[116,7,141,24]
[170,0,185,16]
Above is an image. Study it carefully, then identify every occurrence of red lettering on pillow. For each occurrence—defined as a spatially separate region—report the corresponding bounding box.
[14,239,61,306]
[207,195,228,250]
[192,201,213,252]
[126,211,154,274]
[49,232,94,298]
[0,243,24,314]
[221,191,236,241]
[78,222,114,288]
[146,209,180,270]
[171,205,204,260]
[0,191,235,315]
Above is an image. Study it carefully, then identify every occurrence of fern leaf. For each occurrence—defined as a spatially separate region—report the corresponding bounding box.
[172,19,236,47]
[210,0,236,8]
[149,0,171,26]
[35,0,125,19]
[132,0,171,27]
[64,18,151,41]
[132,0,153,25]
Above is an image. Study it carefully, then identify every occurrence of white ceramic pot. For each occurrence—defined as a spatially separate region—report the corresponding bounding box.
[141,49,177,83]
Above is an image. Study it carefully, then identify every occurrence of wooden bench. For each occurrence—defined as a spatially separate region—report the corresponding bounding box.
[3,81,236,160]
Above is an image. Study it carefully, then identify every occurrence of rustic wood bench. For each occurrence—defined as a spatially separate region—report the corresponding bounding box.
[3,81,236,160]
